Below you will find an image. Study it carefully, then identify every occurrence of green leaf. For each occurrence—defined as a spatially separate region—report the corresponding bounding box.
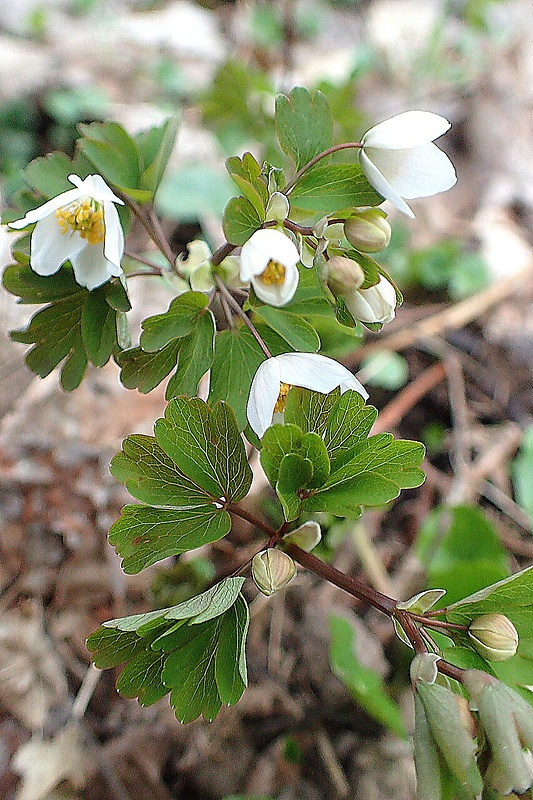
[165,310,215,399]
[299,432,330,488]
[117,342,180,393]
[154,397,252,502]
[323,391,378,473]
[136,116,179,195]
[87,579,249,722]
[140,291,209,352]
[304,436,425,517]
[290,163,383,214]
[108,504,231,574]
[81,286,117,367]
[208,328,266,430]
[275,87,333,170]
[259,424,303,485]
[78,121,141,194]
[222,195,263,246]
[416,505,509,605]
[110,434,214,508]
[284,386,341,436]
[444,566,533,687]
[276,453,313,521]
[3,261,80,304]
[329,613,406,738]
[23,151,85,198]
[225,152,268,217]
[254,305,320,353]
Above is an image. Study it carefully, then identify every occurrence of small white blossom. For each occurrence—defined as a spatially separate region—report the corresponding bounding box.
[239,228,300,307]
[10,174,124,291]
[345,275,397,325]
[247,352,368,438]
[179,240,245,293]
[359,111,457,218]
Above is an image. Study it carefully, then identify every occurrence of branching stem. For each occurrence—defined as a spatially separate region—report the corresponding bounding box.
[214,275,272,358]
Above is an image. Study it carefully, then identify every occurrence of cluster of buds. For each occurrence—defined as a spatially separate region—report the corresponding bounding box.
[411,609,532,800]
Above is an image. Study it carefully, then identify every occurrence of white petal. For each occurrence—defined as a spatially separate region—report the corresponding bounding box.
[240,228,299,281]
[366,144,457,199]
[247,358,281,438]
[71,243,122,290]
[359,150,415,218]
[69,174,124,205]
[102,201,124,267]
[8,187,84,228]
[251,261,299,307]
[362,111,451,150]
[30,214,86,275]
[276,352,368,399]
[346,277,397,324]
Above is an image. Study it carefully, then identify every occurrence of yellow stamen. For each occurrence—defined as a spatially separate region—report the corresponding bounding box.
[274,382,291,414]
[260,259,285,286]
[55,197,105,245]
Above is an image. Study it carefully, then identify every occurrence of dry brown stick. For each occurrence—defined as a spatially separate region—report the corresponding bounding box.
[357,263,533,357]
[372,362,446,434]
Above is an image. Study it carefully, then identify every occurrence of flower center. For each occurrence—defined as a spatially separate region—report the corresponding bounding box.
[55,197,105,245]
[274,382,291,414]
[260,259,286,286]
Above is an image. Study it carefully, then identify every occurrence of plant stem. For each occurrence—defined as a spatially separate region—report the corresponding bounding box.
[282,142,362,194]
[283,219,315,237]
[284,542,397,615]
[211,241,237,267]
[214,275,272,358]
[124,250,165,274]
[226,503,276,537]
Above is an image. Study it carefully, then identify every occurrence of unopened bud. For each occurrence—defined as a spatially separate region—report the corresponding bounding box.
[283,521,321,552]
[326,256,365,295]
[265,192,290,223]
[344,209,392,253]
[410,653,440,685]
[345,275,397,325]
[468,613,519,662]
[252,549,296,596]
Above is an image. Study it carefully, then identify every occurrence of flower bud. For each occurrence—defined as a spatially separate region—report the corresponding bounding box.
[344,275,397,325]
[326,256,365,295]
[252,549,296,596]
[283,521,321,552]
[344,209,392,253]
[265,192,289,223]
[463,669,533,795]
[468,613,519,662]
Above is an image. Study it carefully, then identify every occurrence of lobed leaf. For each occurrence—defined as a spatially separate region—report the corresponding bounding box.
[275,87,333,170]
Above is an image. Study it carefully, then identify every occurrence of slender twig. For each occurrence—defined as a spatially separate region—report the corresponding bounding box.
[147,206,179,271]
[211,241,237,267]
[214,275,272,358]
[226,503,276,537]
[283,142,362,194]
[124,250,165,272]
[283,219,315,237]
[284,542,397,615]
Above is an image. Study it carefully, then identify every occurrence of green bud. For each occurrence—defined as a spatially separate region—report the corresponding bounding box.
[414,674,482,797]
[283,521,321,552]
[326,255,365,295]
[344,209,392,253]
[252,549,296,596]
[265,192,289,223]
[463,670,533,795]
[468,613,519,662]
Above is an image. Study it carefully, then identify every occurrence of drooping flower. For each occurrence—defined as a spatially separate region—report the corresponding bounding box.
[345,275,397,325]
[10,174,125,291]
[246,352,368,438]
[239,228,300,307]
[359,111,457,218]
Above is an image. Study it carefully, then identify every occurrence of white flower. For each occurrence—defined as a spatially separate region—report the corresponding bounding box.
[247,352,368,438]
[9,174,124,291]
[179,240,244,293]
[239,228,300,307]
[345,275,397,325]
[359,111,457,218]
